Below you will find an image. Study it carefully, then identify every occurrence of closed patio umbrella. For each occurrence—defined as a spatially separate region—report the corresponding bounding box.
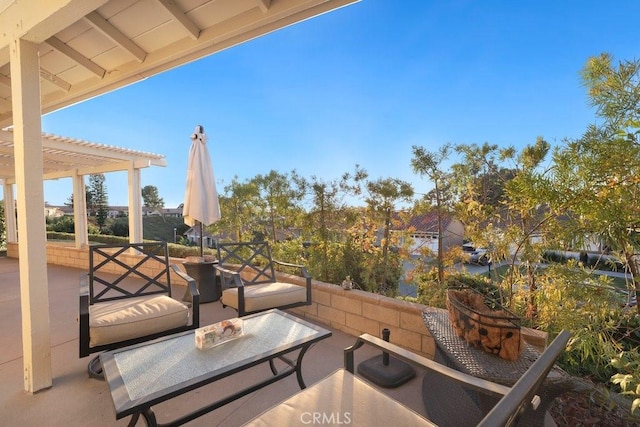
[183,125,221,257]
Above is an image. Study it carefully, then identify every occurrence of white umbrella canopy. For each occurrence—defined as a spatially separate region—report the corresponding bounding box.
[183,125,221,255]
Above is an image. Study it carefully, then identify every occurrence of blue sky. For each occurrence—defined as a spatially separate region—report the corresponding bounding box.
[39,1,640,208]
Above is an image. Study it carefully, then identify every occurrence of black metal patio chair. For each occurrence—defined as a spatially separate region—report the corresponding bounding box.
[214,241,312,316]
[78,241,199,378]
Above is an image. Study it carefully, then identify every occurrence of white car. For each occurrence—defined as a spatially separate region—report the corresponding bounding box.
[462,244,489,266]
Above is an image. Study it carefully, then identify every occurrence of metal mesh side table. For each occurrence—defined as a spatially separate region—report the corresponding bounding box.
[422,308,576,426]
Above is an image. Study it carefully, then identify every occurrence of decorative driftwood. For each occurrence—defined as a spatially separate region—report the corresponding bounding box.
[446,288,524,361]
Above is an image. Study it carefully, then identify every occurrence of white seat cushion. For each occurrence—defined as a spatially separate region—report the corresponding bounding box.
[221,282,307,313]
[89,295,189,347]
[244,369,434,426]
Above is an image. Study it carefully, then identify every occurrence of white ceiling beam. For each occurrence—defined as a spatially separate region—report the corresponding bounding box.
[39,68,71,91]
[157,0,200,40]
[0,0,108,47]
[255,0,272,13]
[45,36,106,78]
[85,11,147,63]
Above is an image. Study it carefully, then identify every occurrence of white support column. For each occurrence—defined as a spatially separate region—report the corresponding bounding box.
[72,172,88,248]
[3,182,17,242]
[128,165,143,243]
[10,37,52,392]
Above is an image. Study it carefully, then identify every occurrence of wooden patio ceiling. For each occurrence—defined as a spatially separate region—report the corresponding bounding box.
[0,0,359,127]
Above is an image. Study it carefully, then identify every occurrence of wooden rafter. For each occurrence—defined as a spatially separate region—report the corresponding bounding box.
[255,0,272,13]
[39,68,71,91]
[45,36,106,78]
[84,11,147,63]
[157,0,200,40]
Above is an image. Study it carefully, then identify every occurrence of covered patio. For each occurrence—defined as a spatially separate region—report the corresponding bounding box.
[0,256,428,425]
[0,0,360,394]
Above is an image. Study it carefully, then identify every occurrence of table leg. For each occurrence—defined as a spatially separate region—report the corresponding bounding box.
[295,345,312,389]
[268,358,278,375]
[127,413,139,427]
[269,345,313,389]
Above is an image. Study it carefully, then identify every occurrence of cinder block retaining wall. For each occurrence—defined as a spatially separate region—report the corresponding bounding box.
[281,272,435,358]
[7,242,545,356]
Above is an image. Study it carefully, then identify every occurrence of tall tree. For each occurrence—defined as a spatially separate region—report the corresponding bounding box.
[67,189,93,210]
[364,177,414,293]
[218,176,261,242]
[141,185,165,212]
[253,170,305,242]
[88,174,108,229]
[450,138,554,319]
[302,171,360,281]
[411,144,453,283]
[553,53,640,315]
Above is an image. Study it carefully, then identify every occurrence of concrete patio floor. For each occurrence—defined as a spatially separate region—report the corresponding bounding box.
[0,256,429,426]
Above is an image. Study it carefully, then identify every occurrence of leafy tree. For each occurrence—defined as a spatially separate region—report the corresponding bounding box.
[141,185,165,212]
[88,174,108,229]
[253,170,305,243]
[108,218,129,237]
[218,176,261,242]
[411,144,453,283]
[300,169,363,282]
[552,53,640,317]
[46,216,75,233]
[363,177,414,294]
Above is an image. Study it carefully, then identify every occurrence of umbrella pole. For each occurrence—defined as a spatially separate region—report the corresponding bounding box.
[199,221,204,257]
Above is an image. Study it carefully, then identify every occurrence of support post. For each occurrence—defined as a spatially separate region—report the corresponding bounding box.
[10,36,52,393]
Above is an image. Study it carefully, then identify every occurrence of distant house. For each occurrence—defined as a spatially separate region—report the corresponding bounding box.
[46,204,183,219]
[44,204,65,218]
[107,206,128,218]
[161,206,183,218]
[392,211,464,256]
[184,226,218,248]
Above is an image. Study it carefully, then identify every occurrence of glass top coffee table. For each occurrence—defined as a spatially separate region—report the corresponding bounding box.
[100,309,332,426]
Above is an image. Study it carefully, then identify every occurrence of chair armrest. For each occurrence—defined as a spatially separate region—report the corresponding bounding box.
[213,264,245,287]
[478,330,572,426]
[79,290,90,357]
[272,259,311,278]
[170,264,200,328]
[345,333,511,399]
[273,259,312,298]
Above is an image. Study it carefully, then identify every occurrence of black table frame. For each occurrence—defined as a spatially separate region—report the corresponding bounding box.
[100,309,331,427]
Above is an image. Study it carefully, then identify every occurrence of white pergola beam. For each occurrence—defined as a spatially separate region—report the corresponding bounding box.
[157,0,200,40]
[43,158,164,180]
[45,36,106,78]
[85,11,147,63]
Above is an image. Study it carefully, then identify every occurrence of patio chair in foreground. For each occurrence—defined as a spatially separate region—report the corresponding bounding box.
[245,330,572,426]
[214,241,312,316]
[78,242,199,378]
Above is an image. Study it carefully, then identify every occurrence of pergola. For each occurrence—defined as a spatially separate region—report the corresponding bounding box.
[0,128,167,246]
[0,0,359,393]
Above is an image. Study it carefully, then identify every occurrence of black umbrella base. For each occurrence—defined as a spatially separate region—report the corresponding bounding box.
[357,354,416,388]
